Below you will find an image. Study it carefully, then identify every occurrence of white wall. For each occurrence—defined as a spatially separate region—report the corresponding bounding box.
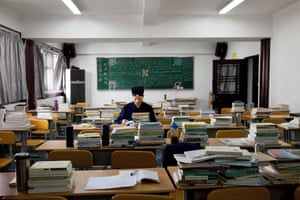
[271,1,300,112]
[70,41,260,109]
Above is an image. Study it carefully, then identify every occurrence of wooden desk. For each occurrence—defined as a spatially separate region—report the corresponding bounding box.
[166,166,297,200]
[36,140,166,167]
[0,168,175,200]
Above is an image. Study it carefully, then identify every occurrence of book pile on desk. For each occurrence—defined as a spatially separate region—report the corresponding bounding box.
[231,102,245,112]
[209,114,232,126]
[199,109,215,118]
[110,126,136,147]
[247,123,280,147]
[173,146,268,186]
[171,116,190,128]
[181,122,208,145]
[28,160,73,193]
[132,112,150,124]
[137,122,165,145]
[36,106,53,119]
[0,111,31,129]
[77,132,101,148]
[251,107,270,118]
[261,149,300,184]
[100,105,117,119]
[164,107,180,117]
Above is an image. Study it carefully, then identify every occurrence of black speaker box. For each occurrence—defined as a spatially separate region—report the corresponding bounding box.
[215,42,228,59]
[63,43,76,58]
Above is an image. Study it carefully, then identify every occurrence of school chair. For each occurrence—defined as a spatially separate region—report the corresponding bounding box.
[48,149,94,169]
[29,119,51,140]
[294,185,300,200]
[111,194,176,200]
[193,118,211,124]
[221,107,232,114]
[0,131,16,157]
[261,118,287,124]
[206,186,270,200]
[111,150,156,169]
[215,129,245,138]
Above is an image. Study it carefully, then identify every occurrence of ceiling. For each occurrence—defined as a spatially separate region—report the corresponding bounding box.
[0,0,298,21]
[0,0,298,43]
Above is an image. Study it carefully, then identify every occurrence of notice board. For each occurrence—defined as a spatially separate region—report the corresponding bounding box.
[97,57,194,89]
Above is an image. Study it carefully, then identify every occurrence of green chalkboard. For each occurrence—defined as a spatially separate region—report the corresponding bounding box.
[97,57,194,89]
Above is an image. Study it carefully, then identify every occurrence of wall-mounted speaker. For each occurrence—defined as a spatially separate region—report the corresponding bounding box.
[63,43,76,58]
[215,42,228,59]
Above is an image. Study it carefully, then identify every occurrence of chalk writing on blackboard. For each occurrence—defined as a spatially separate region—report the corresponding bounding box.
[97,57,194,89]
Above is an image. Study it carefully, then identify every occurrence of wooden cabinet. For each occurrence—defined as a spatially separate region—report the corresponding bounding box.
[212,59,247,113]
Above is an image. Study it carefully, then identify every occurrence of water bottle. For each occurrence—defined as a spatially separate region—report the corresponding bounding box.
[102,124,110,146]
[170,121,179,144]
[15,152,30,191]
[65,126,74,147]
[54,100,58,111]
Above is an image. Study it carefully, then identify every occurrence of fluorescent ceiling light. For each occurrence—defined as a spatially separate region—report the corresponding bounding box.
[61,0,81,15]
[219,0,245,14]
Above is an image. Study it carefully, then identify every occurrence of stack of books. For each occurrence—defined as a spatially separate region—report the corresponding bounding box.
[164,107,180,117]
[110,126,136,147]
[181,122,208,145]
[247,123,280,147]
[0,111,31,129]
[261,149,300,184]
[77,132,101,148]
[231,102,245,112]
[137,122,165,145]
[173,146,268,186]
[199,109,215,118]
[36,106,53,119]
[210,114,232,126]
[251,108,270,118]
[100,105,117,119]
[132,112,150,124]
[28,160,73,193]
[171,116,190,128]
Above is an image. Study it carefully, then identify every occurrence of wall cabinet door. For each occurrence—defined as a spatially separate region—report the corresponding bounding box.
[212,59,247,113]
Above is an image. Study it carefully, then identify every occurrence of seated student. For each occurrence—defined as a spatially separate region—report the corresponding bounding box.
[116,86,157,125]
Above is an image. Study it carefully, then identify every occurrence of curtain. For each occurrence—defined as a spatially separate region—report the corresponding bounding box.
[37,44,67,94]
[0,30,27,104]
[259,38,270,108]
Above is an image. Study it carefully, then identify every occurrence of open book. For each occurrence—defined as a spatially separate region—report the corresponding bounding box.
[85,169,159,190]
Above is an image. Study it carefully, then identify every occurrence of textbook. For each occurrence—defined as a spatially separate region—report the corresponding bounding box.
[29,160,72,177]
[85,169,159,190]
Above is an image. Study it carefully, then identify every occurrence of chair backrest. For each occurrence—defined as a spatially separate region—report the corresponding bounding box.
[294,185,300,200]
[221,107,232,114]
[111,194,176,200]
[30,119,49,130]
[207,186,270,200]
[0,131,15,145]
[215,129,245,138]
[111,150,156,169]
[3,195,68,200]
[0,131,15,156]
[193,118,210,124]
[261,118,287,124]
[48,149,93,168]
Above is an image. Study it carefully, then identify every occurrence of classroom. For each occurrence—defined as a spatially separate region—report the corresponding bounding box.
[1,0,300,200]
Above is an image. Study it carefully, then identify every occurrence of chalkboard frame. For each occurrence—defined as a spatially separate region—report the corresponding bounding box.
[97,56,194,90]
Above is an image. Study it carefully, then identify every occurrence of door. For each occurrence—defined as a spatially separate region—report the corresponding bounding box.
[212,59,248,113]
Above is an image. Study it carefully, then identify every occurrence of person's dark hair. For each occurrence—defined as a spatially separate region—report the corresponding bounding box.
[131,86,144,96]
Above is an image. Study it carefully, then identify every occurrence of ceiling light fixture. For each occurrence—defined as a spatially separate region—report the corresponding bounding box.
[61,0,81,15]
[219,0,245,14]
